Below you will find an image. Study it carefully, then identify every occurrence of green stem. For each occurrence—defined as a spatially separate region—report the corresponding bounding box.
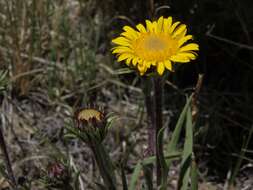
[91,142,116,190]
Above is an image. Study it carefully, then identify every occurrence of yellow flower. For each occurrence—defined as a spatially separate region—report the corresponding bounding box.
[111,16,199,75]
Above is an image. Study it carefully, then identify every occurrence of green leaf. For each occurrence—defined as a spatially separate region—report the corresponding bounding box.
[129,162,142,190]
[129,152,181,190]
[157,126,168,190]
[157,126,168,169]
[190,158,198,190]
[142,156,156,165]
[106,112,118,129]
[64,125,88,142]
[178,105,193,190]
[64,133,78,139]
[166,95,193,168]
[74,171,81,190]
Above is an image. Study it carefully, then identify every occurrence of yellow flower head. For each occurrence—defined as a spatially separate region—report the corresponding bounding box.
[112,16,199,75]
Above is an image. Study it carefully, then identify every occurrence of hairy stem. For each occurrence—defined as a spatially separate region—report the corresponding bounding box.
[143,77,155,189]
[144,77,156,156]
[154,76,164,186]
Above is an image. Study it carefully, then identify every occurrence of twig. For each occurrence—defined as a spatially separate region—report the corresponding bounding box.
[155,5,171,16]
[149,0,155,19]
[206,24,253,50]
[191,74,204,123]
[111,15,135,27]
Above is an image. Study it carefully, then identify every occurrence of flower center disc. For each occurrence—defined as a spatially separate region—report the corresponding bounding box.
[133,34,178,62]
[144,36,166,51]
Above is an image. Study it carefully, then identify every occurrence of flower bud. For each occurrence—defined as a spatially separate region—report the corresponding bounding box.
[74,107,107,143]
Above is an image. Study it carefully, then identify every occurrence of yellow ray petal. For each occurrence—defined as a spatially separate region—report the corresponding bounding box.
[176,27,187,40]
[138,61,147,74]
[172,24,187,38]
[121,32,136,40]
[136,23,146,33]
[112,47,133,54]
[157,16,164,33]
[169,21,180,34]
[164,60,172,71]
[152,21,158,33]
[132,57,139,66]
[151,61,156,66]
[123,26,139,39]
[126,57,132,65]
[117,53,133,62]
[163,17,172,33]
[177,52,197,60]
[170,55,190,63]
[178,35,193,47]
[112,37,131,46]
[179,43,199,52]
[146,20,154,32]
[144,61,152,68]
[157,62,165,75]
